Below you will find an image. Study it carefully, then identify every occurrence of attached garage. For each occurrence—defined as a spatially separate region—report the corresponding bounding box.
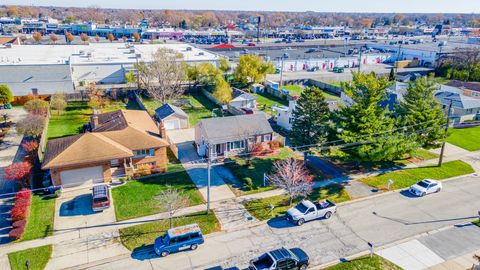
[59,166,104,187]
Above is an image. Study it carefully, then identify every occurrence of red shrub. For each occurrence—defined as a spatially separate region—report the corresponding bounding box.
[268,141,281,151]
[11,196,31,221]
[250,143,264,157]
[21,140,39,154]
[8,227,25,240]
[16,189,32,200]
[12,219,26,228]
[5,162,32,186]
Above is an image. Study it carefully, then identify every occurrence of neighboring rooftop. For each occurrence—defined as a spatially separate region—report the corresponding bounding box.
[43,109,168,169]
[0,43,219,66]
[446,80,480,92]
[435,91,480,109]
[155,103,188,120]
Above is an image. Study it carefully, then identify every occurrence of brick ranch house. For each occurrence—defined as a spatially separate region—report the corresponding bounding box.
[42,110,169,187]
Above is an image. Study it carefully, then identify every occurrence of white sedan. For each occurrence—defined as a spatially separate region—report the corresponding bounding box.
[409,179,442,197]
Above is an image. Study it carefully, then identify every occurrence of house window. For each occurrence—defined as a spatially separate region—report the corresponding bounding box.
[288,117,293,124]
[228,140,244,150]
[263,134,272,141]
[133,149,154,157]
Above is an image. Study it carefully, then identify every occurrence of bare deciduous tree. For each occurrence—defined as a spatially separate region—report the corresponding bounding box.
[268,158,313,205]
[16,114,46,139]
[137,48,186,103]
[155,186,189,228]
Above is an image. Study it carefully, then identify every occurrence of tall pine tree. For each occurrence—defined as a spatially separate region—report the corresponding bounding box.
[335,72,413,162]
[397,75,445,149]
[290,86,331,146]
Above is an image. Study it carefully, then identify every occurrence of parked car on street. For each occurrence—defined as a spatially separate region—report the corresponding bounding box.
[286,199,336,226]
[249,247,309,270]
[91,184,110,212]
[154,223,204,257]
[409,179,442,197]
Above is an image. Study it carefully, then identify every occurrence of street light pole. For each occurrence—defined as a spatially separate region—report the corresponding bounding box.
[279,56,285,88]
[438,99,453,167]
[357,47,362,73]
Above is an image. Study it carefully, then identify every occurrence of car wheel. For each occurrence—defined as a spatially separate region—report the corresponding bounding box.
[299,264,308,270]
[421,192,426,197]
[436,188,442,193]
[191,244,198,250]
[297,218,305,226]
[324,211,332,219]
[160,251,169,257]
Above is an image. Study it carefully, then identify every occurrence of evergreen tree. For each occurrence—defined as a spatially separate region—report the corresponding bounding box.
[335,72,412,162]
[397,75,445,149]
[290,86,330,146]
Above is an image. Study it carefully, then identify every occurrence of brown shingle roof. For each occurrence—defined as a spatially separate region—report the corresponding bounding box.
[42,133,133,169]
[43,109,169,169]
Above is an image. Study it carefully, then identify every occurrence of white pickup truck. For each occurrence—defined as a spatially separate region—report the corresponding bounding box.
[286,199,336,226]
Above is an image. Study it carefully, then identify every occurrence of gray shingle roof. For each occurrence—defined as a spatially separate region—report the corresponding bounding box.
[198,113,273,145]
[435,91,480,110]
[155,103,188,120]
[0,64,74,96]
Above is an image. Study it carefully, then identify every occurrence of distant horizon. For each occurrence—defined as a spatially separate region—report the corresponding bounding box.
[2,0,480,14]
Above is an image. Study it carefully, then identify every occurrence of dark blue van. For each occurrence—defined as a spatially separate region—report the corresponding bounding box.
[154,223,204,257]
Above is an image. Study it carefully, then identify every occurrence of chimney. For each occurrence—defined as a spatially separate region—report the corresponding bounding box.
[92,115,99,129]
[159,121,166,139]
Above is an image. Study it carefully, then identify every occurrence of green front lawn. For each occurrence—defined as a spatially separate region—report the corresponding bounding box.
[360,160,474,190]
[112,170,203,221]
[8,245,52,270]
[322,255,401,270]
[47,101,126,140]
[141,93,221,126]
[224,148,296,195]
[447,127,480,151]
[243,184,350,221]
[253,92,288,115]
[119,211,220,251]
[21,195,56,241]
[473,220,479,227]
[282,85,304,96]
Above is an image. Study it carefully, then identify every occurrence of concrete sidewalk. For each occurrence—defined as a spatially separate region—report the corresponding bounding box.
[377,224,480,270]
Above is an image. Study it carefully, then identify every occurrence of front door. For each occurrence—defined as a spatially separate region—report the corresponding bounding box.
[215,144,223,155]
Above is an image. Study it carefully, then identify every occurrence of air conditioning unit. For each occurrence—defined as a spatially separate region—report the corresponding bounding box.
[186,47,192,51]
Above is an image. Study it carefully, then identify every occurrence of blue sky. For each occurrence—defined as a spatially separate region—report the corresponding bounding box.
[3,0,480,13]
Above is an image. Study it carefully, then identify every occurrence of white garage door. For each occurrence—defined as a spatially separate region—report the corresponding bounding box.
[164,119,180,130]
[60,166,104,188]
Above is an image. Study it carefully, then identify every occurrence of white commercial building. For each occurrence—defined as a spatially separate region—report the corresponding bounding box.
[0,42,220,96]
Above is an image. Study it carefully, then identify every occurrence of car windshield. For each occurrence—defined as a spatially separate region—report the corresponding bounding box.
[93,197,108,203]
[417,181,429,188]
[295,202,309,213]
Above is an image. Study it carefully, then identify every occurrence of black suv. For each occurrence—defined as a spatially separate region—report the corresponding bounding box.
[249,247,309,270]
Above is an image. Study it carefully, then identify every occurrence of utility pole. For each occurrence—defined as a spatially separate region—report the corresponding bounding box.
[206,144,212,214]
[438,99,453,167]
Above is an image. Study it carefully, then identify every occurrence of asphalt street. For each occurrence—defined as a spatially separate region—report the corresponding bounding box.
[81,174,480,270]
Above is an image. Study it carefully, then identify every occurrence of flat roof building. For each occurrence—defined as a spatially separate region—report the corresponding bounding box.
[0,42,220,96]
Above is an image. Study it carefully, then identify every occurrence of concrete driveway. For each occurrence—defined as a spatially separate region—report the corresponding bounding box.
[54,187,116,236]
